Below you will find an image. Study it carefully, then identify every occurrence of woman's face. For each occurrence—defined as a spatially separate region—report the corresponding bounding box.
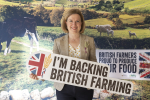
[66,14,82,34]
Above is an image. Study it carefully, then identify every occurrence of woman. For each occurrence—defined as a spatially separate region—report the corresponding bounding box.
[30,9,100,100]
[53,9,97,100]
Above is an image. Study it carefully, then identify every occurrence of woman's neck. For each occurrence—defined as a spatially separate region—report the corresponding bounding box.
[68,33,80,49]
[69,33,80,40]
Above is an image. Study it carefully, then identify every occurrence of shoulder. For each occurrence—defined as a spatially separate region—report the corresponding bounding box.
[54,34,68,42]
[81,34,94,41]
[81,34,95,48]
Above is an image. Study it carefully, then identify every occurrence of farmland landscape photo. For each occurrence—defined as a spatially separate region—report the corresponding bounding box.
[1,0,150,99]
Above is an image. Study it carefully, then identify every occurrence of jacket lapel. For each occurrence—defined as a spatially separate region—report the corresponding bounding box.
[60,34,69,56]
[60,34,87,59]
[80,34,87,60]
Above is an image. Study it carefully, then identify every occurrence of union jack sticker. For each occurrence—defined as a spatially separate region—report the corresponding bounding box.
[27,52,52,78]
[139,52,150,78]
[28,53,45,76]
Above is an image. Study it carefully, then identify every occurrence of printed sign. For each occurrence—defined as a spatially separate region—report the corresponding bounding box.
[96,49,150,80]
[26,51,133,96]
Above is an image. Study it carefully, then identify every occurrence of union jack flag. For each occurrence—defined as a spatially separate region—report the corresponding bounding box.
[139,52,150,78]
[28,53,45,76]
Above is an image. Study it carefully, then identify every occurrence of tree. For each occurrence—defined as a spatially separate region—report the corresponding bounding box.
[99,0,104,6]
[50,9,64,26]
[108,13,119,20]
[108,14,113,20]
[112,13,119,18]
[127,9,136,15]
[110,9,117,13]
[101,6,106,11]
[95,0,105,10]
[115,18,124,29]
[113,0,120,4]
[144,16,150,24]
[0,5,31,22]
[124,7,129,13]
[114,4,122,11]
[104,1,113,11]
[105,3,112,9]
[27,5,52,26]
[106,1,111,4]
[80,9,99,20]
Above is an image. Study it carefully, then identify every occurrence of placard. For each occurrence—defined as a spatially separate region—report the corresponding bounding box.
[96,49,150,80]
[26,51,133,96]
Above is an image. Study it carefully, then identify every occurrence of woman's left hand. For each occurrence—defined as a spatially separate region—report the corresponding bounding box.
[102,90,109,93]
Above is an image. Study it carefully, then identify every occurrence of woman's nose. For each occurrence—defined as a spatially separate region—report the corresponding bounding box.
[72,21,76,25]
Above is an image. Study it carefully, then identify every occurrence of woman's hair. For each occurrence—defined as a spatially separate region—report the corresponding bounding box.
[61,9,85,34]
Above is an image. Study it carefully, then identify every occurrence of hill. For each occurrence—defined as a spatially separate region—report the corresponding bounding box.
[119,14,145,24]
[85,18,115,27]
[124,0,150,10]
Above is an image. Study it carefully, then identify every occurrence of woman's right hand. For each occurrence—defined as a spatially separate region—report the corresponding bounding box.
[29,73,39,80]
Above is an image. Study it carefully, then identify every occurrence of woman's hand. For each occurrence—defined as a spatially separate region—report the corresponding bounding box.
[29,73,39,80]
[102,90,109,93]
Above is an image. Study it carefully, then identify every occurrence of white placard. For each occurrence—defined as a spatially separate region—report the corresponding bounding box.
[26,51,133,96]
[96,49,150,80]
